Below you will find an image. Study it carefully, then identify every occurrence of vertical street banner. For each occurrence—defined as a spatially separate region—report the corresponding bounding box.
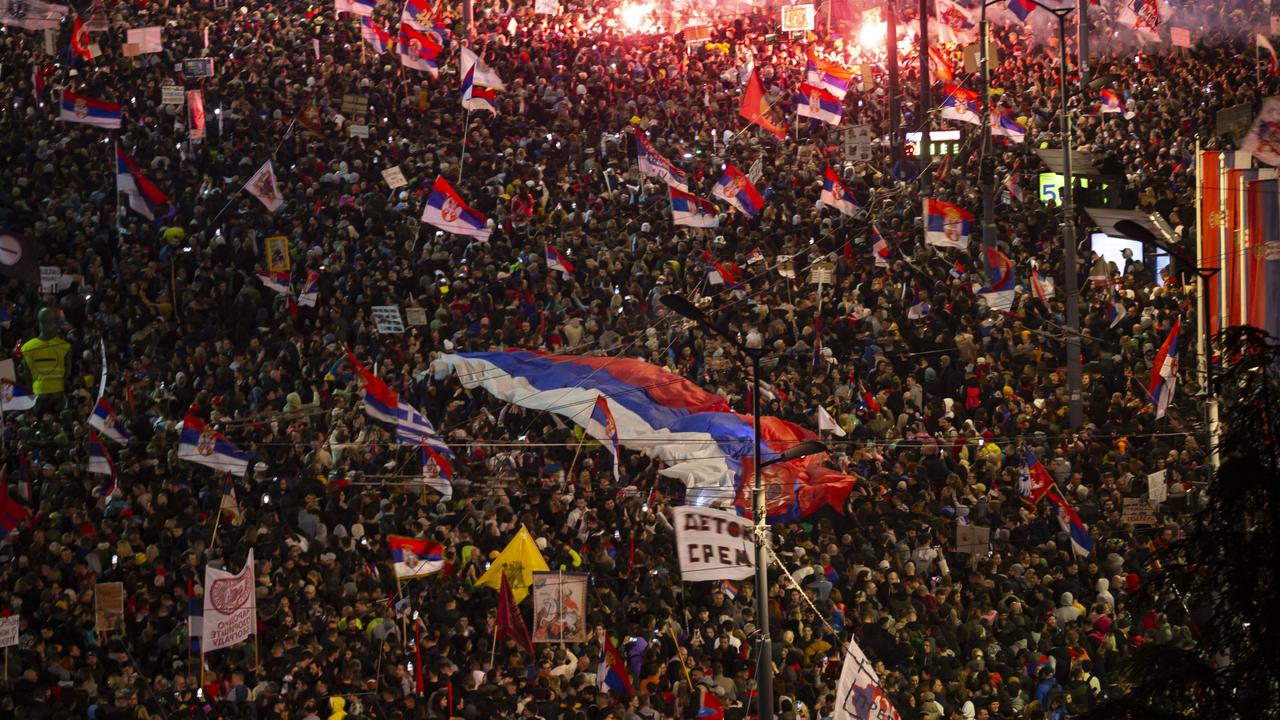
[833,635,902,720]
[202,549,256,651]
[672,506,755,581]
[530,572,588,644]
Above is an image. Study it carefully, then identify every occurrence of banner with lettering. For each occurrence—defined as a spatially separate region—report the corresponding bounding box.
[202,549,255,651]
[672,506,755,581]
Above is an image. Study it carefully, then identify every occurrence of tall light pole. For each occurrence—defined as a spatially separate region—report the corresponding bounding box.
[977,0,1084,427]
[660,294,827,720]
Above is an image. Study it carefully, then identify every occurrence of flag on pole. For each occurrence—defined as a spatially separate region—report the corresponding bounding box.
[978,246,1016,312]
[804,48,851,99]
[87,432,117,496]
[0,383,36,413]
[496,574,535,654]
[1106,288,1127,328]
[218,473,241,522]
[89,397,131,444]
[669,186,719,228]
[636,133,688,190]
[1019,449,1054,505]
[360,16,389,53]
[940,84,981,125]
[335,0,377,16]
[1046,489,1095,556]
[598,634,634,697]
[712,164,765,218]
[871,226,890,268]
[201,549,256,651]
[297,270,320,307]
[421,445,453,501]
[1030,266,1054,302]
[740,69,786,140]
[178,414,265,476]
[990,111,1027,143]
[1006,0,1036,22]
[832,636,901,720]
[820,167,859,215]
[934,0,978,44]
[32,62,45,102]
[816,405,846,437]
[927,46,953,83]
[475,526,549,603]
[460,46,503,112]
[586,395,621,480]
[545,245,575,278]
[245,160,284,212]
[794,83,843,126]
[59,92,121,129]
[71,14,92,59]
[923,198,974,249]
[388,534,445,578]
[115,148,169,221]
[421,176,491,241]
[256,270,292,296]
[1099,88,1124,114]
[1148,318,1179,419]
[398,22,446,76]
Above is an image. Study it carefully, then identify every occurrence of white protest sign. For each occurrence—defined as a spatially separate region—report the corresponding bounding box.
[672,506,755,581]
[39,266,71,294]
[0,615,18,648]
[126,26,163,54]
[161,85,185,106]
[781,4,815,32]
[382,165,408,189]
[1147,469,1168,503]
[202,549,255,651]
[534,0,559,14]
[372,306,405,334]
[348,124,370,138]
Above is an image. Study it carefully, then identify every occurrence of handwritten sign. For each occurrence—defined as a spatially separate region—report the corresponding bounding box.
[956,524,991,557]
[382,166,408,189]
[1121,497,1157,526]
[1147,470,1168,504]
[0,616,18,648]
[405,307,428,326]
[161,85,185,106]
[348,124,370,139]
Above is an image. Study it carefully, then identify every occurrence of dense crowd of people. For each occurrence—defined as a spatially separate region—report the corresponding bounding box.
[0,0,1269,717]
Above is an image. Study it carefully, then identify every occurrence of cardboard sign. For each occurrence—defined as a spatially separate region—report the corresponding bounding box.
[956,524,991,557]
[182,58,215,78]
[845,124,873,163]
[682,25,711,45]
[39,266,70,294]
[809,261,835,286]
[372,306,405,334]
[1169,26,1191,48]
[0,615,18,648]
[382,166,408,189]
[126,26,163,54]
[860,63,874,92]
[777,255,796,279]
[781,4,815,32]
[404,307,428,326]
[161,85,185,106]
[1147,470,1168,503]
[340,94,368,119]
[672,506,755,582]
[530,572,589,643]
[95,582,125,631]
[348,124,370,139]
[1121,497,1157,526]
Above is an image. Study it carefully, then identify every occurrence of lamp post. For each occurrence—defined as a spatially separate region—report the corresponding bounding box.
[660,294,828,720]
[977,0,1085,427]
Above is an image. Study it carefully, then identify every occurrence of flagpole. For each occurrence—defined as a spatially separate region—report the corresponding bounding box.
[668,624,694,691]
[488,617,499,670]
[113,139,122,235]
[208,476,227,550]
[458,110,472,184]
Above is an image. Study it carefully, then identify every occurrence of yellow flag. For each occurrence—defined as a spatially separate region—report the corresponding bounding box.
[475,525,549,604]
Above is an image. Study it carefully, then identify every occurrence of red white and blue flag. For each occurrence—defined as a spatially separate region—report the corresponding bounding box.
[422,175,490,241]
[923,198,974,249]
[388,534,445,578]
[297,270,320,307]
[1006,0,1036,22]
[1106,288,1127,328]
[636,133,688,190]
[820,166,858,216]
[712,164,765,218]
[940,84,981,125]
[115,147,169,221]
[1047,489,1095,556]
[1030,266,1054,302]
[546,245,575,277]
[59,91,121,129]
[1099,88,1124,114]
[872,226,890,268]
[460,46,503,113]
[87,432,117,496]
[89,397,131,444]
[1020,448,1054,505]
[0,383,35,413]
[708,261,743,289]
[991,111,1027,143]
[598,634,634,697]
[398,22,446,76]
[360,16,389,54]
[178,414,264,476]
[257,269,292,296]
[587,394,621,480]
[421,445,454,500]
[1147,318,1179,420]
[669,186,719,228]
[335,0,377,16]
[0,478,31,541]
[804,48,851,99]
[978,246,1016,312]
[794,82,843,126]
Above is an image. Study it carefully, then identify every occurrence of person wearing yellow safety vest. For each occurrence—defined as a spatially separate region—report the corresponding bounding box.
[19,308,71,398]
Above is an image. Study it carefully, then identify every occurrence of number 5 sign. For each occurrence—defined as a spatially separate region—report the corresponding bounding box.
[781,4,815,32]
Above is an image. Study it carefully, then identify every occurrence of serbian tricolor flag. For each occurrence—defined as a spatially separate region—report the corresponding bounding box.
[1147,318,1179,420]
[871,226,890,268]
[87,433,116,497]
[923,198,974,249]
[59,91,121,129]
[335,0,377,16]
[1006,0,1036,22]
[32,62,45,102]
[713,164,765,218]
[1030,266,1054,302]
[1106,288,1127,328]
[740,69,786,140]
[89,397,131,444]
[178,414,265,476]
[1020,449,1054,505]
[388,534,445,579]
[804,48,851,99]
[598,635,634,697]
[709,261,743,289]
[927,46,953,83]
[360,16,389,54]
[586,395,621,480]
[636,132,688,190]
[940,84,981,125]
[545,245,575,277]
[794,82,843,126]
[297,270,320,307]
[398,22,446,76]
[421,445,453,501]
[116,148,169,220]
[978,246,1016,312]
[669,186,719,228]
[820,167,858,216]
[257,270,292,296]
[990,111,1027,143]
[460,46,503,113]
[422,176,491,241]
[1099,88,1124,114]
[1047,489,1095,557]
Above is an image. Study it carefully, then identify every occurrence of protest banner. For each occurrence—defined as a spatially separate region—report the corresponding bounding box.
[672,506,755,581]
[530,572,588,643]
[202,549,256,651]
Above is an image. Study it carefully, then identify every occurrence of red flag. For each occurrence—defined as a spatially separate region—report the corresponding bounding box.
[71,15,93,60]
[740,70,786,140]
[413,621,426,695]
[344,345,399,407]
[31,62,45,101]
[928,46,953,82]
[496,574,534,655]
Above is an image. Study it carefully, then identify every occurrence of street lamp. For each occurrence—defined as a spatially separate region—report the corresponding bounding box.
[660,293,828,720]
[977,0,1089,428]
